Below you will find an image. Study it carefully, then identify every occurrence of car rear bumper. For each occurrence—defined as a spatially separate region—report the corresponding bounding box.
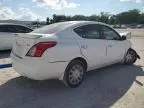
[11,53,68,80]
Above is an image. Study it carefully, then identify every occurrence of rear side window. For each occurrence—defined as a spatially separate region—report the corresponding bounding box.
[74,24,101,39]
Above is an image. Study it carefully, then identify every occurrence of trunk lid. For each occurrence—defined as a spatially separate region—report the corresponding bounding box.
[15,33,43,39]
[12,34,37,58]
[12,33,57,58]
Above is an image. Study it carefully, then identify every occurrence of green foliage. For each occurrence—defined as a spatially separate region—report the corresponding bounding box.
[46,17,50,25]
[88,15,100,21]
[45,9,144,25]
[109,15,118,24]
[138,13,144,24]
[117,9,140,24]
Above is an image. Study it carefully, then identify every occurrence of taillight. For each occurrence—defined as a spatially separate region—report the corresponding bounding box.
[26,41,57,57]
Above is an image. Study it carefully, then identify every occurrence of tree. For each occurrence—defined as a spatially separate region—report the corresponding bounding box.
[52,14,58,23]
[138,13,144,24]
[109,15,118,24]
[72,15,88,21]
[49,19,53,24]
[52,14,67,23]
[45,9,144,25]
[99,12,110,24]
[46,17,50,25]
[88,15,100,21]
[66,16,72,21]
[116,9,140,24]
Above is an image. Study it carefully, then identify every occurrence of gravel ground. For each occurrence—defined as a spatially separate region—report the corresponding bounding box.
[116,28,144,37]
[0,29,143,108]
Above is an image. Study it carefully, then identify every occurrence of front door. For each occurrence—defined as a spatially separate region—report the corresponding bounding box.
[74,24,107,68]
[101,25,126,64]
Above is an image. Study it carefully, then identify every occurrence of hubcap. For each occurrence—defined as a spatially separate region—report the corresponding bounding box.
[69,64,84,85]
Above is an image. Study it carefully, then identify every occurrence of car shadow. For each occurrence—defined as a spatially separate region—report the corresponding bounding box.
[0,64,143,108]
[0,50,11,59]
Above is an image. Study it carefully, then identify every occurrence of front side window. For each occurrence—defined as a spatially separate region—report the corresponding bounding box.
[102,26,121,40]
[74,24,101,39]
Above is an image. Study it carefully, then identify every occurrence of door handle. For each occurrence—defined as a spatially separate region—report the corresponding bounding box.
[81,45,87,49]
[108,44,113,48]
[15,33,18,35]
[14,33,19,37]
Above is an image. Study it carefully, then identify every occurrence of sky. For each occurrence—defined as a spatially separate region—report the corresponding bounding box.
[0,0,144,21]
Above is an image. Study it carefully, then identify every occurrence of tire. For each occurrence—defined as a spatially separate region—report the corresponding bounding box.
[63,60,86,88]
[124,49,137,65]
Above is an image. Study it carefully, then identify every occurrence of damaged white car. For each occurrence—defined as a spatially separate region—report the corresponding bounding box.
[11,21,140,88]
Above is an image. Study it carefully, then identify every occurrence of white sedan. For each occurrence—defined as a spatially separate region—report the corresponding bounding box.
[0,23,33,50]
[11,21,140,88]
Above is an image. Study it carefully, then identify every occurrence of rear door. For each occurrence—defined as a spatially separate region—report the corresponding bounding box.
[101,25,126,64]
[74,24,107,68]
[12,33,42,58]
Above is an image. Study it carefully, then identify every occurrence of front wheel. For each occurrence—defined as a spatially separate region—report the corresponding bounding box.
[63,60,86,88]
[124,49,137,65]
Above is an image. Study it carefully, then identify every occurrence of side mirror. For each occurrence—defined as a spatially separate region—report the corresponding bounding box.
[120,32,131,39]
[121,36,126,40]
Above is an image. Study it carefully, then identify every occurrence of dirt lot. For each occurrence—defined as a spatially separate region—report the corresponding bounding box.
[116,28,144,37]
[0,29,144,108]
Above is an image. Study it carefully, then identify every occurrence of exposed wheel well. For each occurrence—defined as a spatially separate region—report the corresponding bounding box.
[70,57,87,70]
[127,48,140,59]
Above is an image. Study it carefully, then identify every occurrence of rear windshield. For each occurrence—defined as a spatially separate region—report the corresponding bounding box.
[31,22,73,34]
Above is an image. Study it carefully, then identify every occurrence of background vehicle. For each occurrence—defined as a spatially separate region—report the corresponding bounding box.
[11,21,140,88]
[0,23,33,50]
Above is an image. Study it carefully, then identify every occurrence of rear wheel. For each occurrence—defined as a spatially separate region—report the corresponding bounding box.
[63,60,86,88]
[124,49,137,65]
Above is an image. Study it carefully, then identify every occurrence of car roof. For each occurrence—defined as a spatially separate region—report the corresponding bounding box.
[52,21,110,30]
[32,21,110,35]
[53,21,107,26]
[53,21,109,30]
